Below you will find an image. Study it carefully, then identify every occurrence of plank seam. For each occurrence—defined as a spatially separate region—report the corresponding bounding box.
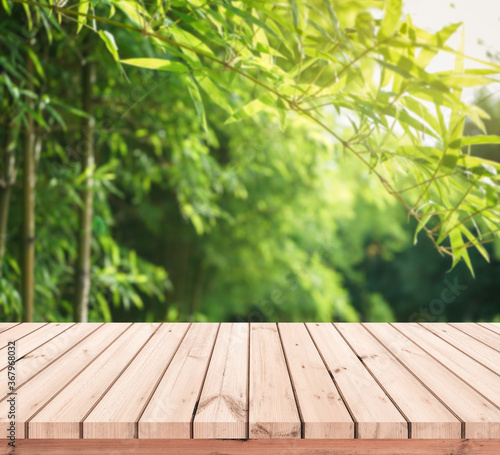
[363,324,465,439]
[477,323,500,337]
[332,323,412,439]
[190,323,221,439]
[78,323,164,439]
[0,323,22,335]
[448,323,500,354]
[134,322,193,439]
[276,323,304,439]
[1,323,49,349]
[417,323,500,377]
[390,323,500,412]
[0,323,104,403]
[0,323,77,372]
[304,323,357,439]
[24,323,134,438]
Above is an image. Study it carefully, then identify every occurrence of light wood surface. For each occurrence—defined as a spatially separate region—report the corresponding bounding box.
[249,323,301,439]
[395,323,500,406]
[421,323,500,376]
[0,322,498,447]
[0,323,20,334]
[0,323,47,348]
[0,323,102,399]
[0,324,129,438]
[29,324,160,438]
[4,438,500,455]
[139,323,219,438]
[479,323,500,336]
[0,323,74,369]
[279,323,353,438]
[366,323,500,438]
[84,323,190,439]
[336,323,461,439]
[306,323,407,439]
[450,323,500,352]
[193,323,249,439]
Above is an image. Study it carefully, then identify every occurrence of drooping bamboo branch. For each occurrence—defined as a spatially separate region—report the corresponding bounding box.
[22,53,36,322]
[73,57,95,322]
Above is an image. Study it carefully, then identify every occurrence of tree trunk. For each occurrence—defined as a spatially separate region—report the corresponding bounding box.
[73,60,95,322]
[0,123,16,274]
[22,55,36,322]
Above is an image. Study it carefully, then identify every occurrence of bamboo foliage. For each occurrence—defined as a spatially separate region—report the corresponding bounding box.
[1,0,500,323]
[7,0,500,274]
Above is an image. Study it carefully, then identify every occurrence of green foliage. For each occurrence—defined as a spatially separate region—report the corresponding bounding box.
[15,0,496,269]
[1,0,500,323]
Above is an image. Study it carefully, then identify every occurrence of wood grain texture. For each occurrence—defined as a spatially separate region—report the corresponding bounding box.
[395,323,500,406]
[0,324,130,438]
[421,323,500,376]
[0,323,73,366]
[0,323,47,348]
[365,323,500,439]
[5,438,500,455]
[0,323,20,334]
[0,323,102,399]
[479,323,500,336]
[279,323,353,439]
[0,322,499,445]
[84,323,190,439]
[249,323,301,439]
[193,323,249,439]
[450,323,500,352]
[306,323,407,439]
[335,323,461,439]
[29,324,160,439]
[139,323,219,439]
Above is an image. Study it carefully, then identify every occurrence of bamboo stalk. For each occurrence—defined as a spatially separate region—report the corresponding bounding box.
[73,59,95,322]
[0,122,16,274]
[22,53,36,322]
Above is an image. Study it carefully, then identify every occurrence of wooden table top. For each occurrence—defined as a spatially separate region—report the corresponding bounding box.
[0,322,499,442]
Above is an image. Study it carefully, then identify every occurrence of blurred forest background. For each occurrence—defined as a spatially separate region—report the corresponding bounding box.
[1,0,500,323]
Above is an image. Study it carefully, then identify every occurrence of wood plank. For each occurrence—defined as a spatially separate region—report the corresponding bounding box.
[84,323,190,439]
[249,323,301,439]
[306,323,407,439]
[0,323,102,398]
[7,438,500,455]
[421,323,500,376]
[0,323,47,348]
[395,324,500,406]
[479,323,500,336]
[0,323,20,334]
[193,323,249,439]
[0,323,130,439]
[450,323,500,352]
[365,323,500,439]
[335,323,461,439]
[139,323,219,439]
[0,323,74,367]
[29,323,161,439]
[279,323,353,439]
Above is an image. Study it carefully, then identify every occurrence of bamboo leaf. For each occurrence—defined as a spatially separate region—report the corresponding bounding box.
[2,0,11,15]
[120,58,189,72]
[185,76,208,132]
[77,0,89,33]
[225,93,277,124]
[378,0,402,40]
[99,30,119,62]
